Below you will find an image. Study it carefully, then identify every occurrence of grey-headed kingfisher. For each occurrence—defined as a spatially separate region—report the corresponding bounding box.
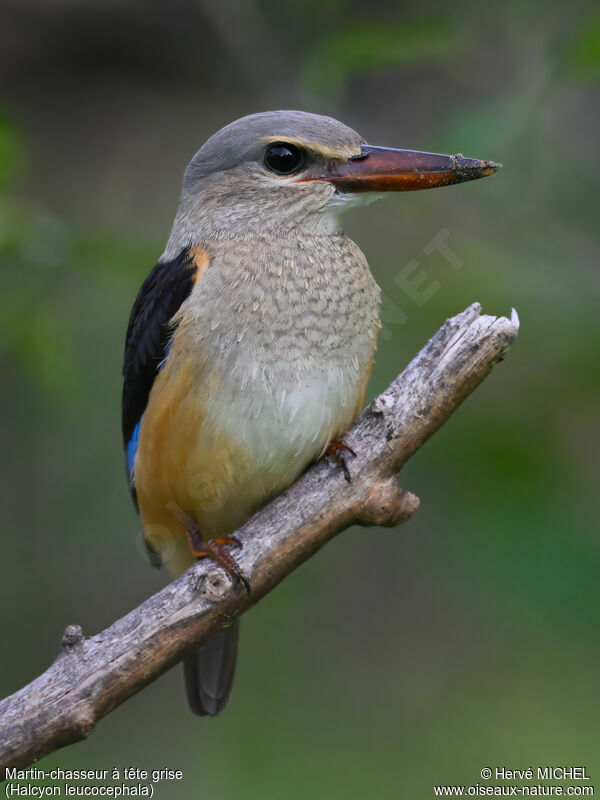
[122,110,499,716]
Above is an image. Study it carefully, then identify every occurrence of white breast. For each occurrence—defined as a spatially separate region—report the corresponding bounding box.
[203,358,360,480]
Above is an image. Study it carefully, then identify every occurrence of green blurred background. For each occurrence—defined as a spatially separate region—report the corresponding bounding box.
[1,0,598,797]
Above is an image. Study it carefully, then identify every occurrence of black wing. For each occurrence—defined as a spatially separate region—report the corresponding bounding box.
[122,247,198,479]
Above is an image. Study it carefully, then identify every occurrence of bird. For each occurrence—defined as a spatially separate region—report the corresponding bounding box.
[122,110,499,716]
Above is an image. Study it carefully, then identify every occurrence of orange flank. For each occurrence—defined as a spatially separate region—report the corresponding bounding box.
[188,246,211,283]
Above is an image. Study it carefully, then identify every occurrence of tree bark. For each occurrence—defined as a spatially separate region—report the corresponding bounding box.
[0,302,519,776]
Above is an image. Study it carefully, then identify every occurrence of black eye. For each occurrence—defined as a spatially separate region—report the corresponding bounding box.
[264,142,305,175]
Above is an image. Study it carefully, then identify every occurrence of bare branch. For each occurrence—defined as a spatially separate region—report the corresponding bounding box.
[0,303,519,775]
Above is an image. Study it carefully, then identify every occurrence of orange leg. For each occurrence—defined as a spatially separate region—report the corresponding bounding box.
[325,439,357,483]
[169,503,250,594]
[188,533,250,595]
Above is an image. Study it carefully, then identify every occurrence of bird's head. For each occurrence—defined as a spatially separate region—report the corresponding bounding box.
[177,110,500,236]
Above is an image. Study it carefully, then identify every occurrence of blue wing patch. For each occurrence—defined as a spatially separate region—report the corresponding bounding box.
[125,348,172,484]
[126,422,140,482]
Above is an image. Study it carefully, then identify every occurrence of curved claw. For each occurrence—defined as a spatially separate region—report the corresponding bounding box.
[177,514,250,595]
[325,439,357,483]
[194,536,251,595]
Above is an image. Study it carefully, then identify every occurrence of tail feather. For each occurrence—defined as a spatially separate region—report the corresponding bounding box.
[183,621,239,716]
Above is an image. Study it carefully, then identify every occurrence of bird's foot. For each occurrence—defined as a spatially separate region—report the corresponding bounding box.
[170,504,250,594]
[325,439,357,483]
[191,534,251,595]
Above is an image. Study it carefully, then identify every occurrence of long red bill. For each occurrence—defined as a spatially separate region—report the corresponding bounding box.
[307,145,501,192]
